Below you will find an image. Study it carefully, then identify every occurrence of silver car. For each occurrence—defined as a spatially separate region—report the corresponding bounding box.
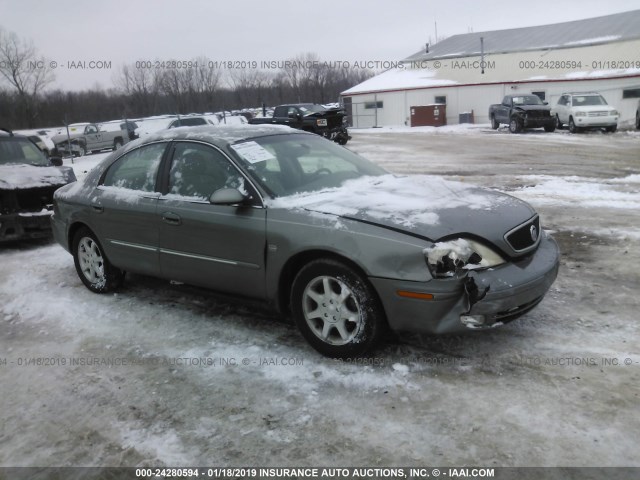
[51,125,559,357]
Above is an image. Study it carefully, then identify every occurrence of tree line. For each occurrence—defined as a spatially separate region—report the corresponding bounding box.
[0,28,373,129]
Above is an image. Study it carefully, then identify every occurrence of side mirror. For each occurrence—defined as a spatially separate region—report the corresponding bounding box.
[49,156,63,167]
[543,101,549,105]
[209,188,247,206]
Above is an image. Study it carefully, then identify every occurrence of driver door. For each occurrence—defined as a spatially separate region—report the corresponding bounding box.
[158,141,267,298]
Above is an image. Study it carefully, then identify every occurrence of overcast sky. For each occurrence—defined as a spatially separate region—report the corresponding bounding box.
[1,0,638,91]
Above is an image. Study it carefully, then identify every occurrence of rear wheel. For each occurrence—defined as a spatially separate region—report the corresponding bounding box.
[555,114,564,130]
[76,144,86,156]
[290,258,386,358]
[490,116,499,130]
[72,227,124,293]
[113,138,124,150]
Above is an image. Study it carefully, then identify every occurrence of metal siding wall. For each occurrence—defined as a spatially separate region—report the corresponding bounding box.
[344,39,640,127]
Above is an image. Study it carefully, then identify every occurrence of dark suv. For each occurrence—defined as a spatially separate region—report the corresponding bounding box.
[0,129,76,241]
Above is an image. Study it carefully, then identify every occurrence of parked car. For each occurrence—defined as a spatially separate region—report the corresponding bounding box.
[14,130,57,157]
[0,129,76,241]
[553,92,619,133]
[51,125,559,357]
[249,104,350,144]
[101,120,140,141]
[489,95,556,133]
[168,117,215,128]
[51,123,129,156]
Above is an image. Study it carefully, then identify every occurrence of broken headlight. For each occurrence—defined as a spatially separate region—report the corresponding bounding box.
[423,238,505,278]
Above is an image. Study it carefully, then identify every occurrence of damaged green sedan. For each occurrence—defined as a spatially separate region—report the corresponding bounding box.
[51,125,559,357]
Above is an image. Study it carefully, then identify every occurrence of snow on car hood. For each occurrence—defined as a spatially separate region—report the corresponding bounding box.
[269,175,536,248]
[0,164,75,190]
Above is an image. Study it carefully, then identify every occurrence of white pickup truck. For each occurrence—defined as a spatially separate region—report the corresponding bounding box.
[51,123,128,156]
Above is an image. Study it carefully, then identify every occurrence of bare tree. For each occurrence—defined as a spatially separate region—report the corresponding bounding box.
[0,28,55,126]
[116,62,162,116]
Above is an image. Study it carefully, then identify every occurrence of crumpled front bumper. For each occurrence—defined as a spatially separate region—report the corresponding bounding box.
[0,210,54,241]
[370,233,560,334]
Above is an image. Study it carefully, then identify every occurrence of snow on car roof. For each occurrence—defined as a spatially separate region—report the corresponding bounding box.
[128,124,301,150]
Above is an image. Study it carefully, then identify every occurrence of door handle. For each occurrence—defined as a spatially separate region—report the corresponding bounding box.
[162,212,182,225]
[91,204,104,213]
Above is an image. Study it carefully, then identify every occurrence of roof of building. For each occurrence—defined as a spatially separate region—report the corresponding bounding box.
[404,10,640,62]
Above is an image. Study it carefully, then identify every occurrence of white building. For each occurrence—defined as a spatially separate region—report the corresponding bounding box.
[341,10,640,128]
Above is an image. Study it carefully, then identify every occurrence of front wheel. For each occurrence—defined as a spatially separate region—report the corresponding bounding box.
[290,259,386,358]
[605,125,617,133]
[544,124,556,132]
[72,227,124,293]
[490,116,499,130]
[509,117,522,133]
[113,139,124,151]
[568,117,580,134]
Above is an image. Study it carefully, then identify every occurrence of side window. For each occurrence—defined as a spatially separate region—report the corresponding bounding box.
[85,125,98,134]
[168,142,244,199]
[287,107,298,117]
[102,143,166,191]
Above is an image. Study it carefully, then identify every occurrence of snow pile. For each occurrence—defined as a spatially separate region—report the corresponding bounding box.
[511,175,640,209]
[268,174,507,227]
[353,124,490,134]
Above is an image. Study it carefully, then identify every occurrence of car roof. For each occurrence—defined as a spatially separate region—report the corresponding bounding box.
[123,124,309,151]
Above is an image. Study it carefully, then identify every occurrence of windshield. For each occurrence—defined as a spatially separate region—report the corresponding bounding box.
[0,137,49,166]
[230,134,387,197]
[512,95,543,106]
[572,95,607,106]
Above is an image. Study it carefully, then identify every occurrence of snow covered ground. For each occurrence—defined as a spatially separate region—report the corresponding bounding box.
[1,128,639,468]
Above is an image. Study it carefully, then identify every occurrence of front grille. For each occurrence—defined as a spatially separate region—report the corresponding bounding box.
[15,186,58,212]
[505,215,540,252]
[527,110,550,118]
[327,115,343,129]
[494,296,544,322]
[588,111,609,117]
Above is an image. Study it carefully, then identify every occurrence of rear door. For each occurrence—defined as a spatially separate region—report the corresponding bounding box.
[91,141,169,276]
[157,141,267,298]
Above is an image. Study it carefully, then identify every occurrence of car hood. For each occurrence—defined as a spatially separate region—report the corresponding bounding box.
[303,108,345,118]
[513,105,551,112]
[269,175,536,257]
[0,164,76,190]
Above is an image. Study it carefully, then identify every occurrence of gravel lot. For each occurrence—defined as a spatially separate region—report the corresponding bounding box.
[1,127,639,468]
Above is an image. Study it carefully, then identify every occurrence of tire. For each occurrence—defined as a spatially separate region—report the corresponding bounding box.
[636,111,639,130]
[544,124,556,133]
[290,258,386,358]
[605,125,617,133]
[490,116,499,130]
[568,117,579,134]
[113,138,124,151]
[509,117,522,133]
[76,144,86,157]
[336,136,348,146]
[72,227,124,293]
[555,114,564,130]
